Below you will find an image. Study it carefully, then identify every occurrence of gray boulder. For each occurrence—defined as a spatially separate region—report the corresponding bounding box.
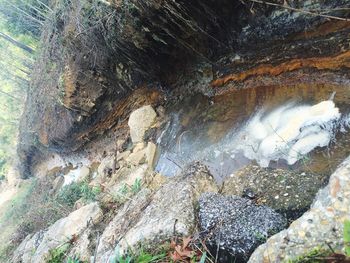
[249,157,350,262]
[199,193,287,262]
[223,165,328,220]
[98,162,218,260]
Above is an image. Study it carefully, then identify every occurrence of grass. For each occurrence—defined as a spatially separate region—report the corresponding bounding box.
[0,179,35,261]
[0,178,101,261]
[344,220,350,256]
[56,181,101,207]
[110,245,168,263]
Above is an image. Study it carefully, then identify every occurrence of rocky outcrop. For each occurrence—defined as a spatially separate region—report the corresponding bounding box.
[12,203,103,263]
[18,0,350,178]
[96,189,153,262]
[248,157,350,262]
[223,165,328,220]
[199,193,287,263]
[97,162,218,261]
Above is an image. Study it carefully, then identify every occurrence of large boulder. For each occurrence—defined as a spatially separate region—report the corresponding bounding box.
[222,165,328,220]
[97,162,218,261]
[128,105,157,143]
[199,193,287,263]
[249,157,350,262]
[12,203,103,263]
[96,189,153,262]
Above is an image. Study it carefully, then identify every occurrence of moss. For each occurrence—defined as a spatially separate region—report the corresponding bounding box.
[344,220,350,256]
[287,247,333,263]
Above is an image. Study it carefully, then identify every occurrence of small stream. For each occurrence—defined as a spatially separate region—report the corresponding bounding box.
[155,83,350,182]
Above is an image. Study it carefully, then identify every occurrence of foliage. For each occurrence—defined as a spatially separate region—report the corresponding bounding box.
[110,245,167,263]
[344,220,350,257]
[0,0,50,37]
[0,178,71,261]
[110,237,212,263]
[0,0,41,179]
[287,247,333,263]
[48,244,70,263]
[131,178,142,194]
[56,181,101,207]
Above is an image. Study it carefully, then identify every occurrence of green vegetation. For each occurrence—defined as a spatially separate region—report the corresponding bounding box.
[56,181,101,207]
[287,247,333,263]
[0,0,47,179]
[0,177,101,261]
[48,243,87,263]
[110,245,167,263]
[113,178,143,204]
[0,180,34,261]
[344,220,350,256]
[48,244,70,263]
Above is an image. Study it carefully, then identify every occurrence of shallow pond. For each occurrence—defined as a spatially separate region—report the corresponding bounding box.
[155,83,350,182]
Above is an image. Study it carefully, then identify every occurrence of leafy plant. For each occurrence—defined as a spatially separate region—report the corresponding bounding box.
[56,181,100,207]
[344,220,350,257]
[48,244,70,263]
[131,178,142,194]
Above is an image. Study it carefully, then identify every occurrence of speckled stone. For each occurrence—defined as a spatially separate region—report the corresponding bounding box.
[223,165,328,221]
[199,193,287,263]
[248,157,350,263]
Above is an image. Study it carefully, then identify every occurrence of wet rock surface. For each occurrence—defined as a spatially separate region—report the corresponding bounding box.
[223,165,328,221]
[199,193,287,263]
[249,157,350,262]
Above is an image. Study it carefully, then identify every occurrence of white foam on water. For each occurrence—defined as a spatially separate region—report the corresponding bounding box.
[236,100,342,167]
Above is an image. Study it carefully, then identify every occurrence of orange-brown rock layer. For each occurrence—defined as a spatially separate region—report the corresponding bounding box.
[212,50,350,87]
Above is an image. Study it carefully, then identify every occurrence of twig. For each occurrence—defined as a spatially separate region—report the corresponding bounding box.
[245,0,350,22]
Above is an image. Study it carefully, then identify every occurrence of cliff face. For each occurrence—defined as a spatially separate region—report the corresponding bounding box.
[18,0,350,177]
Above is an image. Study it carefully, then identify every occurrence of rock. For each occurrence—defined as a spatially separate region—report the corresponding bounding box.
[146,142,157,170]
[128,105,157,143]
[116,150,131,161]
[223,165,327,220]
[51,176,64,195]
[248,157,350,263]
[144,172,167,191]
[199,193,287,263]
[126,149,147,165]
[117,163,218,251]
[99,162,217,258]
[73,198,85,210]
[66,228,93,262]
[6,166,21,187]
[12,202,103,263]
[96,189,153,262]
[12,231,45,263]
[100,164,149,205]
[77,166,90,182]
[63,166,90,186]
[97,155,116,179]
[110,164,148,188]
[133,142,146,153]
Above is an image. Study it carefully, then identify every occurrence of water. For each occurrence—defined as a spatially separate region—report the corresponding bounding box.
[155,83,350,181]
